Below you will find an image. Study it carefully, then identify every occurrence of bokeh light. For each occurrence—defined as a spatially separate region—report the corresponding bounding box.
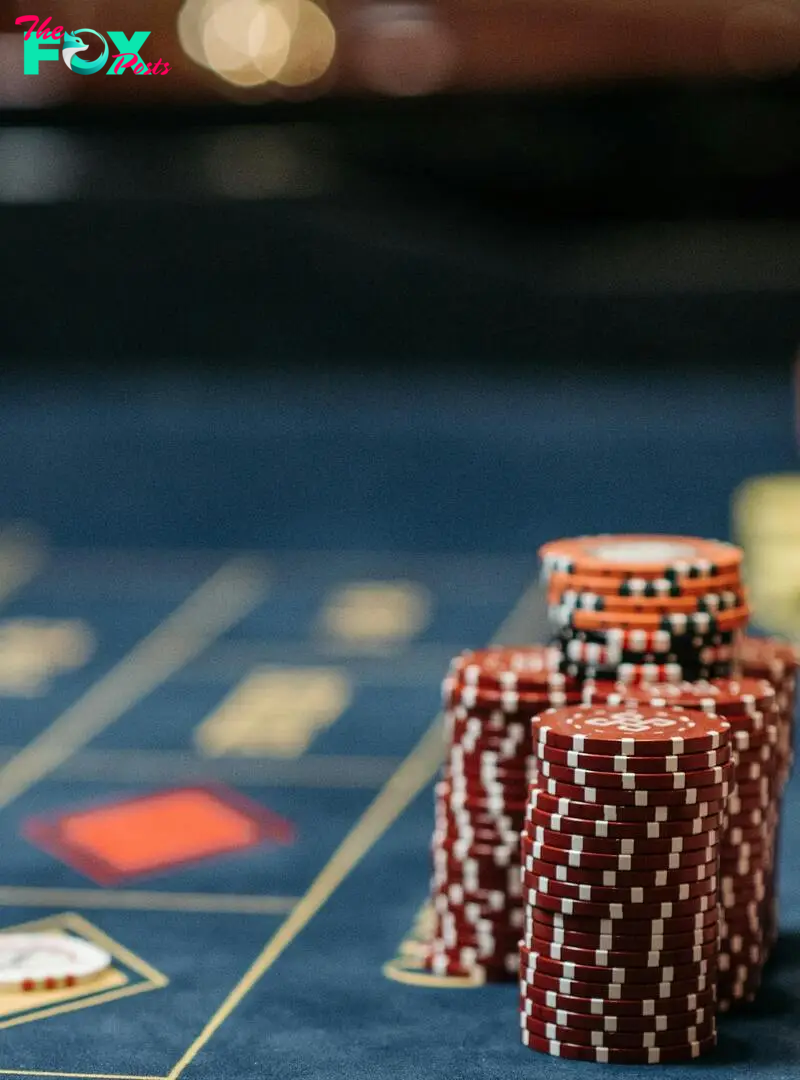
[178,0,336,89]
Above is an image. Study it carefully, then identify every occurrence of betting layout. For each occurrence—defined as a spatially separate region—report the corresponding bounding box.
[425,535,797,1065]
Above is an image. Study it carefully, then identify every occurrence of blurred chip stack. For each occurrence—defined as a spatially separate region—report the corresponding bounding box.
[424,647,581,981]
[520,703,732,1063]
[541,535,749,685]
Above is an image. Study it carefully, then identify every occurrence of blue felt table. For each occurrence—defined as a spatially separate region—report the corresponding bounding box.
[0,369,795,1080]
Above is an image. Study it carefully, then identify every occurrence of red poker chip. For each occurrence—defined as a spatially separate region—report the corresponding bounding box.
[527,800,724,837]
[542,775,731,808]
[525,822,720,856]
[523,837,717,873]
[448,646,571,691]
[521,869,717,904]
[435,802,524,829]
[424,953,517,980]
[428,931,519,957]
[518,968,715,1006]
[524,934,717,970]
[520,1013,716,1052]
[447,731,530,757]
[432,865,522,890]
[520,946,714,988]
[520,965,713,1002]
[538,756,734,792]
[431,865,522,892]
[526,888,715,922]
[527,920,717,953]
[432,887,518,914]
[522,844,717,884]
[519,988,715,1026]
[449,742,531,765]
[529,787,726,823]
[520,1026,718,1062]
[432,835,520,862]
[434,903,525,931]
[444,678,583,715]
[530,906,719,936]
[535,742,732,775]
[533,704,731,757]
[446,706,530,737]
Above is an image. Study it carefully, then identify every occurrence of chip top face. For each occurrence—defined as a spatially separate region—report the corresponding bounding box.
[536,705,730,752]
[588,540,701,565]
[539,536,743,578]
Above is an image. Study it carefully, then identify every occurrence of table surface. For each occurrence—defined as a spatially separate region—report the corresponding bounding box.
[0,369,796,1080]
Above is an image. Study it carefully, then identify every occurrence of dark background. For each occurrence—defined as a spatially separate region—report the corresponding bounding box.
[1,2,799,373]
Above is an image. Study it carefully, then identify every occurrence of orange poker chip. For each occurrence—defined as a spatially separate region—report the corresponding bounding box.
[550,604,751,633]
[546,570,744,599]
[546,589,748,616]
[540,536,743,580]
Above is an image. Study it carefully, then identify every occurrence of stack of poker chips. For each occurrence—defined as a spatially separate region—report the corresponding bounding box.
[739,637,798,952]
[540,535,749,684]
[424,646,581,981]
[583,677,785,1007]
[520,703,733,1064]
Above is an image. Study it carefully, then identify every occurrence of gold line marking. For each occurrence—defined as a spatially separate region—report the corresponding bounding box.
[0,1072,163,1079]
[0,557,269,813]
[166,576,541,1080]
[59,912,169,987]
[0,887,298,916]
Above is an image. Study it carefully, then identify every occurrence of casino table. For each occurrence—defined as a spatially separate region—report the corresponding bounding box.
[0,367,796,1080]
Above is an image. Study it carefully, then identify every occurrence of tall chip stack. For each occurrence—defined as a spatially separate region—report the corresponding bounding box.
[424,647,581,981]
[521,704,732,1064]
[582,678,781,1009]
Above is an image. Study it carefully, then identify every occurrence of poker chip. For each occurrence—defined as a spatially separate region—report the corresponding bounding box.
[520,987,716,1025]
[534,704,731,756]
[542,775,731,809]
[527,798,724,836]
[530,786,726,822]
[522,870,718,906]
[523,835,717,872]
[448,646,569,692]
[0,932,111,991]
[528,919,718,953]
[547,567,744,598]
[524,935,717,970]
[535,742,732,774]
[550,587,746,615]
[539,536,743,580]
[527,821,720,855]
[537,756,733,791]
[531,906,719,936]
[526,888,716,922]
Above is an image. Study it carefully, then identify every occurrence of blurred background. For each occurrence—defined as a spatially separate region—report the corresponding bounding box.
[0,0,798,371]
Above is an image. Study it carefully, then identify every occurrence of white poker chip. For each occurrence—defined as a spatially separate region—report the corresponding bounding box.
[0,932,111,990]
